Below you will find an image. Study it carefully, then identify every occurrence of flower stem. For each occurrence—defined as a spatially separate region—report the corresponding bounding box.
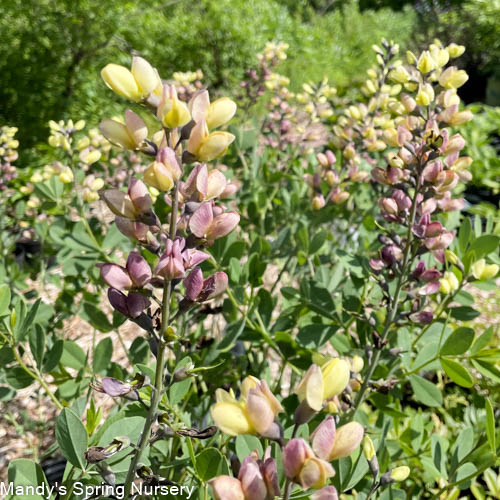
[351,180,421,417]
[122,182,179,497]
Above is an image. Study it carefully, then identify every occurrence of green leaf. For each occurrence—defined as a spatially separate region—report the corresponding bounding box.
[472,360,500,383]
[6,367,33,389]
[235,434,263,462]
[309,230,327,254]
[195,447,223,481]
[93,337,113,373]
[485,398,496,454]
[440,327,475,356]
[409,375,443,407]
[0,284,11,316]
[458,217,472,255]
[468,235,500,259]
[8,459,48,499]
[29,324,45,369]
[43,339,64,373]
[81,302,113,332]
[441,358,474,387]
[60,340,87,370]
[16,298,41,341]
[55,408,88,470]
[470,326,494,355]
[449,306,481,322]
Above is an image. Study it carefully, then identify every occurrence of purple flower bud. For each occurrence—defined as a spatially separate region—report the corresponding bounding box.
[126,252,152,287]
[421,269,441,282]
[424,231,454,250]
[100,377,132,397]
[108,288,129,316]
[197,272,228,302]
[283,439,313,479]
[410,311,433,323]
[238,457,268,500]
[381,245,403,266]
[183,248,211,269]
[99,264,132,291]
[126,292,150,318]
[184,267,204,301]
[369,258,386,271]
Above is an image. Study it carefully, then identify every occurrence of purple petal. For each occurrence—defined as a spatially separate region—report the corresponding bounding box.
[126,252,152,287]
[183,267,204,301]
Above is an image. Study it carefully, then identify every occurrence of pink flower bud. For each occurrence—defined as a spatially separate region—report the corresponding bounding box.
[204,211,240,241]
[328,422,364,459]
[317,153,329,168]
[424,231,454,250]
[238,457,268,500]
[183,267,204,301]
[99,264,132,291]
[99,377,133,397]
[115,217,150,242]
[393,189,411,211]
[209,476,245,500]
[421,269,441,282]
[419,281,441,295]
[369,258,386,271]
[126,252,151,287]
[182,248,211,269]
[442,133,465,155]
[312,486,339,500]
[425,221,444,237]
[156,239,186,279]
[128,178,152,213]
[325,150,336,166]
[283,439,314,479]
[311,416,336,461]
[197,272,228,301]
[379,198,398,216]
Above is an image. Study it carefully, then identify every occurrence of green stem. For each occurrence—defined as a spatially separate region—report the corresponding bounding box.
[351,180,421,417]
[0,331,63,410]
[122,182,180,497]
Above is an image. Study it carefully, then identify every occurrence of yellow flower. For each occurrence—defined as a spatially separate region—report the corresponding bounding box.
[417,51,436,74]
[439,271,459,294]
[439,67,469,89]
[157,84,191,129]
[186,120,235,162]
[447,43,465,58]
[472,259,499,281]
[211,376,283,436]
[295,359,350,412]
[390,466,410,482]
[416,83,435,106]
[99,110,148,150]
[101,56,160,102]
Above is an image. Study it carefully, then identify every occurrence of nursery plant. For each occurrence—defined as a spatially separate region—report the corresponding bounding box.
[0,37,499,500]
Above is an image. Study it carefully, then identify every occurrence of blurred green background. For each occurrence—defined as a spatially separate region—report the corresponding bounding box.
[1,0,500,149]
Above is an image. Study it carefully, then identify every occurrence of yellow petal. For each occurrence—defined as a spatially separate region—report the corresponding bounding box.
[206,98,237,129]
[101,64,141,101]
[211,402,253,436]
[99,120,136,150]
[131,56,160,96]
[125,110,148,147]
[322,359,350,400]
[197,132,235,162]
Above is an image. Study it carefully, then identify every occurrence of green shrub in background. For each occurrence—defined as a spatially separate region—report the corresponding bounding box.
[0,0,415,150]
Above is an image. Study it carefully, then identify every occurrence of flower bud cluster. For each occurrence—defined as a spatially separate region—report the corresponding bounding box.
[0,126,19,191]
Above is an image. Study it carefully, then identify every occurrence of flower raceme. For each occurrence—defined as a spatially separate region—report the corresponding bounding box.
[101,56,161,102]
[211,376,283,437]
